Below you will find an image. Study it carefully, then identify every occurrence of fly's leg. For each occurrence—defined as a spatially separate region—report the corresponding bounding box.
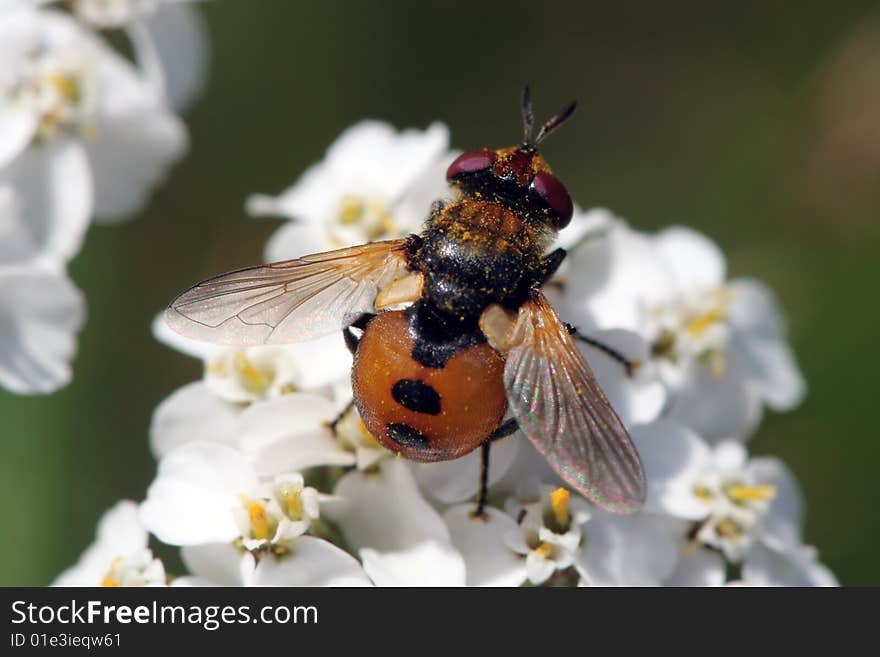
[475,417,520,517]
[566,324,641,377]
[327,400,354,435]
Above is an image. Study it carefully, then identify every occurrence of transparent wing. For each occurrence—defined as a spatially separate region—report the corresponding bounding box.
[165,238,412,345]
[504,291,645,513]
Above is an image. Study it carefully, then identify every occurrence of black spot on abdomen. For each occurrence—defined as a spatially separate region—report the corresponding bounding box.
[392,379,441,415]
[386,423,431,449]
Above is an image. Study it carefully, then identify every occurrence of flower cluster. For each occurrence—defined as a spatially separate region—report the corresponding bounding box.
[57,120,836,587]
[0,0,206,394]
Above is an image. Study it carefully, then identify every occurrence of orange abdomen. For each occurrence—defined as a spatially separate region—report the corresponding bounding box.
[351,311,507,462]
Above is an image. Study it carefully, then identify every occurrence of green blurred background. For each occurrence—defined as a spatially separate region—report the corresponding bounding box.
[1,0,878,585]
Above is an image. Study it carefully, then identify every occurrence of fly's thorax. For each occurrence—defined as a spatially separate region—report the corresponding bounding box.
[414,201,545,317]
[433,200,549,254]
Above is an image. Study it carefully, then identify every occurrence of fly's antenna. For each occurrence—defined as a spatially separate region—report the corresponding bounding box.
[521,85,535,144]
[535,99,577,145]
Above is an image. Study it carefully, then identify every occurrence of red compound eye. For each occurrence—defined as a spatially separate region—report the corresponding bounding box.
[531,171,573,228]
[446,149,496,181]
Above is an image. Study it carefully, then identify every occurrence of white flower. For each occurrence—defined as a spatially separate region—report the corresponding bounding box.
[562,216,805,441]
[503,483,592,585]
[322,459,466,586]
[140,441,322,549]
[54,501,166,587]
[153,311,353,396]
[247,120,453,260]
[636,422,801,559]
[739,542,838,587]
[149,380,241,458]
[236,394,356,476]
[176,539,372,587]
[0,264,85,394]
[632,420,835,585]
[447,482,682,587]
[0,147,90,267]
[150,310,355,461]
[72,0,208,112]
[72,0,168,28]
[0,7,187,224]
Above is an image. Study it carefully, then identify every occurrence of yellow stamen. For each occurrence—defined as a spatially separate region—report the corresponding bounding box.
[369,201,398,238]
[693,485,715,501]
[247,502,270,540]
[534,542,554,559]
[708,350,727,377]
[280,485,303,519]
[685,308,724,337]
[206,360,228,376]
[233,352,269,392]
[100,557,123,587]
[338,196,364,224]
[550,488,570,527]
[715,517,743,539]
[49,73,79,102]
[727,484,777,504]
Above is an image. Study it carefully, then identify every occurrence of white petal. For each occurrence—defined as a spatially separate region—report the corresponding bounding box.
[492,435,561,498]
[325,458,465,585]
[654,226,726,291]
[525,553,556,585]
[727,278,784,340]
[444,505,526,587]
[149,381,241,459]
[733,335,806,411]
[630,420,713,519]
[665,548,726,587]
[1,138,92,266]
[140,442,258,546]
[390,152,456,233]
[575,512,683,586]
[0,105,35,168]
[325,459,452,551]
[411,435,519,504]
[281,333,352,390]
[87,53,186,221]
[250,120,448,238]
[181,543,251,586]
[667,360,763,442]
[262,221,331,263]
[324,120,449,202]
[0,266,85,394]
[580,329,666,426]
[361,542,465,587]
[131,2,208,112]
[238,394,355,476]
[743,543,838,587]
[252,537,372,587]
[54,500,147,585]
[749,457,804,551]
[712,441,749,472]
[565,219,675,332]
